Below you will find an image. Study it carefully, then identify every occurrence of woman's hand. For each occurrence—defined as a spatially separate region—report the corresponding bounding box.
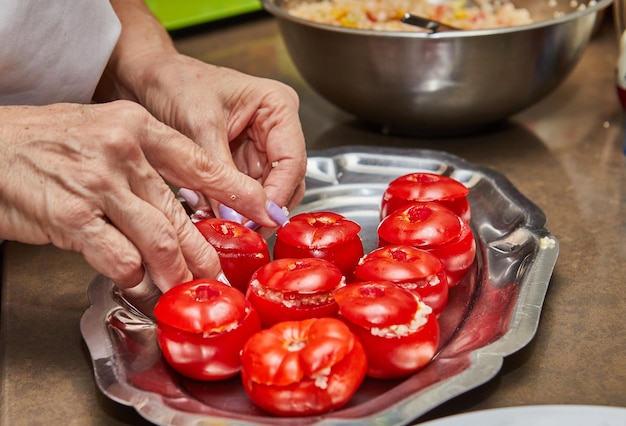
[142,55,307,214]
[99,0,307,217]
[0,102,280,292]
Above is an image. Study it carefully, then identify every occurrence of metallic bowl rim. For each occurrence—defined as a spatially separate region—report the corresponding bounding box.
[261,0,612,38]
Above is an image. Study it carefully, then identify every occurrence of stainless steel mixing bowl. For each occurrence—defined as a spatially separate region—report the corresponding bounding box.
[262,0,611,135]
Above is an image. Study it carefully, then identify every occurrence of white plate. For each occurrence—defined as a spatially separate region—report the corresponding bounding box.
[420,405,626,426]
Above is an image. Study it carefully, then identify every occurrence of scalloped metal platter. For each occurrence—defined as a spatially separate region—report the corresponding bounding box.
[80,146,559,426]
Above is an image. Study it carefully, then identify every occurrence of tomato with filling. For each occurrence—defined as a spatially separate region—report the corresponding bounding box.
[353,245,449,316]
[381,172,470,223]
[334,281,439,379]
[246,257,344,328]
[240,317,367,416]
[273,211,363,279]
[195,218,270,293]
[153,278,261,381]
[377,201,476,287]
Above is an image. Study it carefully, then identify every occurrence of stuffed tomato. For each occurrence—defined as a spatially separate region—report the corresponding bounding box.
[246,257,344,328]
[153,278,261,381]
[378,201,476,287]
[353,245,449,316]
[195,218,270,293]
[273,211,363,279]
[334,281,439,379]
[380,172,470,223]
[240,317,367,416]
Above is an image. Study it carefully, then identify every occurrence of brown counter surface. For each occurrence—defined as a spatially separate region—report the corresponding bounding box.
[1,11,624,426]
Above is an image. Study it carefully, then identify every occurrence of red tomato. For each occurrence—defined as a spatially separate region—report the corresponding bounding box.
[377,201,476,287]
[240,317,367,416]
[353,245,449,316]
[273,211,364,279]
[195,218,270,293]
[333,281,439,379]
[153,278,261,381]
[246,257,344,328]
[381,172,470,223]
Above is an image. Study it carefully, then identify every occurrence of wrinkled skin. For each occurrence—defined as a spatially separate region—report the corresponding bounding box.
[0,0,306,295]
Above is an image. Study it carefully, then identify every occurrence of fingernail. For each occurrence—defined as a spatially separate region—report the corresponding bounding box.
[266,200,289,226]
[244,220,260,230]
[216,271,231,285]
[178,188,200,208]
[218,205,244,223]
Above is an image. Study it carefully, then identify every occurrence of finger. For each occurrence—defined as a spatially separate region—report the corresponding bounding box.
[103,179,220,292]
[218,204,244,223]
[230,86,307,209]
[120,272,163,319]
[232,139,306,210]
[139,123,279,228]
[178,187,214,217]
[77,217,147,289]
[230,136,268,180]
[141,187,224,286]
[104,194,191,292]
[177,187,206,211]
[129,168,224,285]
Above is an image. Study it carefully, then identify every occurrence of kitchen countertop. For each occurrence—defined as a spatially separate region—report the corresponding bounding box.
[1,10,624,426]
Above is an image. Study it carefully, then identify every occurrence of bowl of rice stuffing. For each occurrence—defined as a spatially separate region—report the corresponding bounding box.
[261,0,611,135]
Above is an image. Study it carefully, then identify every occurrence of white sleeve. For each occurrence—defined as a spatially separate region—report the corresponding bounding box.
[0,0,121,105]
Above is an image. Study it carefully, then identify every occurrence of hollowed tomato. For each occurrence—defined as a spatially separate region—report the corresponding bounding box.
[153,278,261,381]
[240,317,367,416]
[333,281,440,379]
[377,201,476,287]
[246,257,344,328]
[273,211,363,279]
[194,218,270,293]
[381,172,470,223]
[353,245,449,316]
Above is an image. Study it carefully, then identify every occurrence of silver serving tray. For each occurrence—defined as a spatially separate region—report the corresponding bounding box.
[80,146,559,426]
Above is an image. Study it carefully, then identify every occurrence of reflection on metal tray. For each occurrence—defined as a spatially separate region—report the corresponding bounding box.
[80,146,559,426]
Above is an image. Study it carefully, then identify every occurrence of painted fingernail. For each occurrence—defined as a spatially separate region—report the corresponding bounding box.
[218,205,244,223]
[266,200,289,226]
[244,220,260,230]
[178,188,200,208]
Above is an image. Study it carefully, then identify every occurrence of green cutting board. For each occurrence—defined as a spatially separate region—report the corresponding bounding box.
[146,0,262,30]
